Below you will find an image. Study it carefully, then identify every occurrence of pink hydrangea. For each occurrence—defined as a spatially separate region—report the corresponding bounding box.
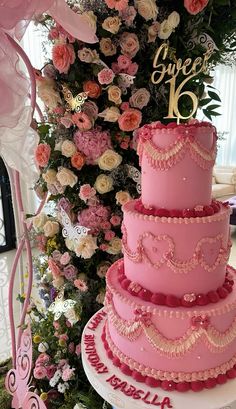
[73,128,112,165]
[79,184,96,202]
[98,68,115,85]
[78,205,110,234]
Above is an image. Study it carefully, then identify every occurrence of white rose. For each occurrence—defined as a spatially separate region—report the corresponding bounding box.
[167,11,180,29]
[135,0,158,21]
[94,174,113,194]
[81,11,97,32]
[61,140,77,158]
[38,342,49,353]
[75,235,98,259]
[64,308,80,326]
[107,237,122,255]
[115,191,131,205]
[56,167,78,187]
[33,213,48,231]
[43,220,60,237]
[98,150,122,171]
[158,19,173,40]
[42,169,57,184]
[98,107,121,122]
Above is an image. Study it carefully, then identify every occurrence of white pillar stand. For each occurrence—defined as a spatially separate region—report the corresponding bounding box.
[82,309,236,409]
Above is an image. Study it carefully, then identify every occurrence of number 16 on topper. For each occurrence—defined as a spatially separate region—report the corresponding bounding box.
[151,43,213,121]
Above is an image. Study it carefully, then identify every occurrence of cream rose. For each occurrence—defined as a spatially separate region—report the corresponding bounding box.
[108,85,122,105]
[98,149,122,171]
[94,174,113,194]
[61,140,77,158]
[37,80,62,111]
[100,38,117,56]
[56,167,78,188]
[158,19,173,40]
[115,190,131,205]
[75,235,98,259]
[43,220,60,237]
[167,11,180,28]
[129,88,151,109]
[42,169,57,184]
[65,238,76,252]
[102,16,121,34]
[78,47,100,64]
[98,107,121,122]
[33,213,48,231]
[81,11,97,32]
[135,0,158,21]
[107,237,122,255]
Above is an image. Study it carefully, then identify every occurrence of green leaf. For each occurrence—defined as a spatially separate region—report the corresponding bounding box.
[208,91,221,102]
[199,98,212,106]
[207,104,221,110]
[203,109,212,121]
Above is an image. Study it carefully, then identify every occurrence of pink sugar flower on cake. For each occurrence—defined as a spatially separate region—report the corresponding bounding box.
[104,0,128,11]
[52,43,76,74]
[35,143,51,167]
[98,68,115,85]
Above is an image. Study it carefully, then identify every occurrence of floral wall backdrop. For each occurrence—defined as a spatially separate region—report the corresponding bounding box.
[27,1,236,408]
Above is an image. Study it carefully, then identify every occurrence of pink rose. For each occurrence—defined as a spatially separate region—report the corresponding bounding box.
[35,144,51,167]
[61,114,73,128]
[46,365,57,380]
[184,0,209,15]
[59,334,69,342]
[60,252,71,266]
[53,321,60,330]
[48,27,59,40]
[36,353,50,366]
[129,88,151,109]
[110,215,121,226]
[120,102,130,111]
[98,68,115,85]
[75,344,81,356]
[33,366,47,379]
[63,264,77,281]
[104,230,115,241]
[117,55,132,70]
[82,101,99,120]
[111,62,121,74]
[52,43,76,74]
[120,32,140,58]
[118,108,142,132]
[68,342,75,353]
[127,62,139,76]
[119,6,137,26]
[79,184,96,202]
[48,259,62,279]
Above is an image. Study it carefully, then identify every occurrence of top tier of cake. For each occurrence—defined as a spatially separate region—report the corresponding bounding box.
[137,121,217,211]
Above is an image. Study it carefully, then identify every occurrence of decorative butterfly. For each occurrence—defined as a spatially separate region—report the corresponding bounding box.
[62,84,88,112]
[118,73,135,90]
[60,209,90,241]
[48,290,77,320]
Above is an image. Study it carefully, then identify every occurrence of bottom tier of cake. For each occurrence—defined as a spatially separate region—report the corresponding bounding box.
[105,259,236,390]
[82,309,236,409]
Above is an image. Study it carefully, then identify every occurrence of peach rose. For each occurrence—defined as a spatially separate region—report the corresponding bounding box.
[108,85,122,105]
[78,47,99,63]
[118,108,142,131]
[43,221,60,237]
[100,38,117,56]
[35,144,51,167]
[79,184,96,202]
[56,167,78,187]
[120,32,140,58]
[135,0,158,21]
[71,152,85,170]
[94,174,114,194]
[102,16,121,34]
[129,88,150,109]
[115,190,131,205]
[98,149,122,171]
[184,0,209,15]
[42,169,57,184]
[52,43,76,74]
[83,80,101,99]
[61,140,77,158]
[105,0,128,11]
[99,107,121,122]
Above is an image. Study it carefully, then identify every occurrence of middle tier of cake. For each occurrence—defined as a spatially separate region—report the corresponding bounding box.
[122,200,231,298]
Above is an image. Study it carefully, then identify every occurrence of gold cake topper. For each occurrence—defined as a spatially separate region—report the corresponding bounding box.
[151,43,213,121]
[62,84,88,112]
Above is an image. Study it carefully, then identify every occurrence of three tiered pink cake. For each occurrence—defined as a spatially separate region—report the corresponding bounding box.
[102,121,236,392]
